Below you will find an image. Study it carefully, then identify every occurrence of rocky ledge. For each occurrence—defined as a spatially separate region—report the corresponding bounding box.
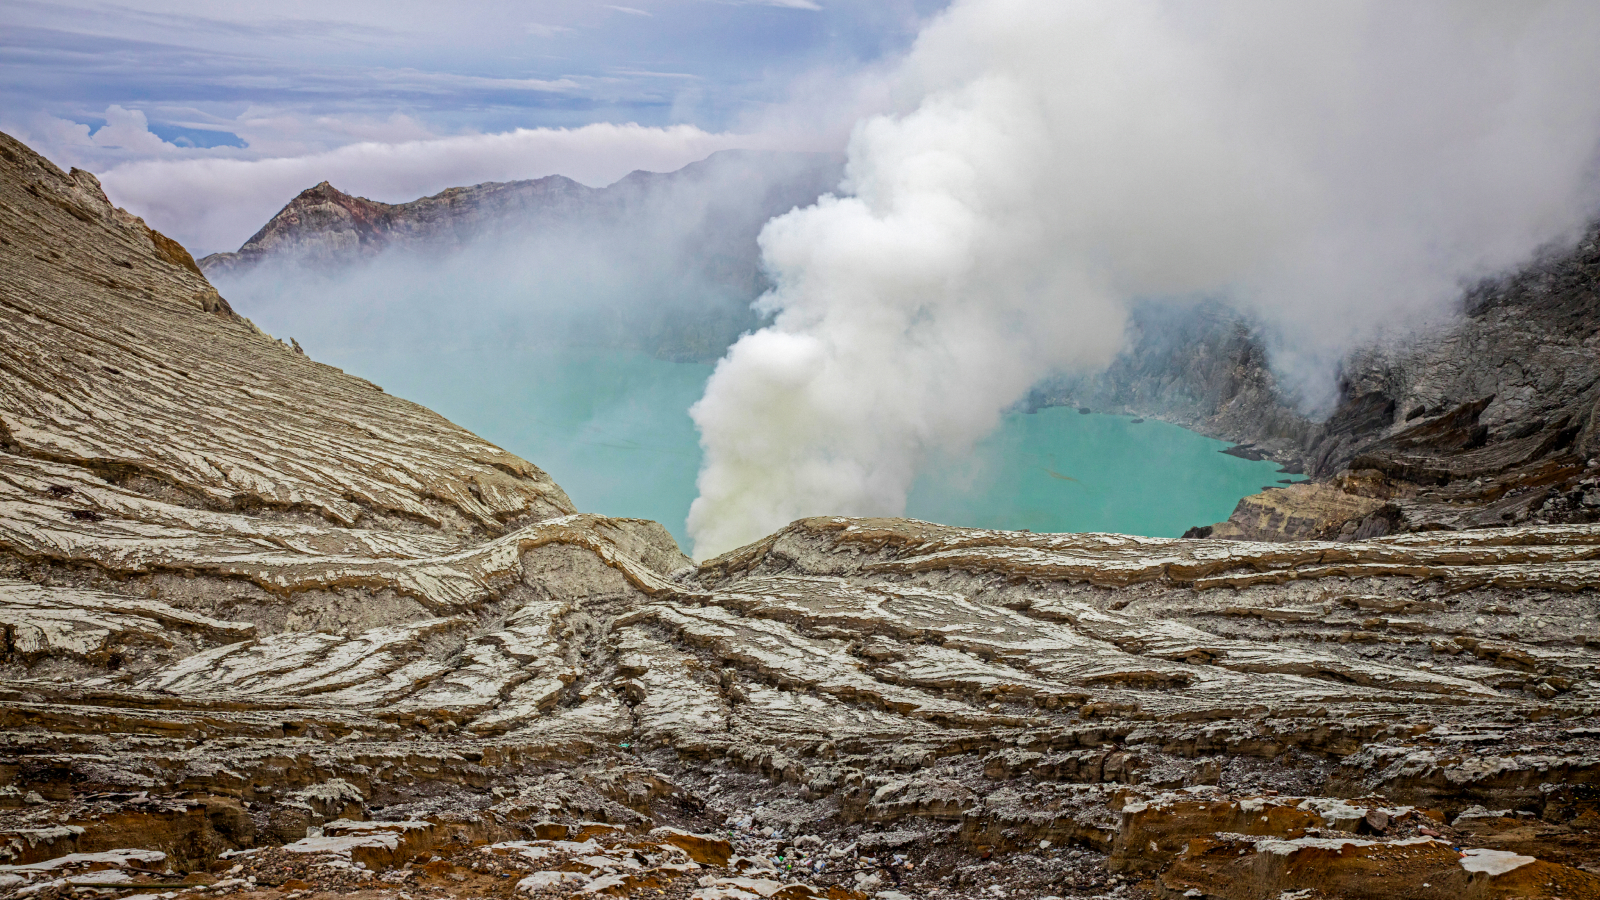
[3,130,1600,899]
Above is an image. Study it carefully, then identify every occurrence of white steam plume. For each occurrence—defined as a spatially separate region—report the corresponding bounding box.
[686,0,1600,558]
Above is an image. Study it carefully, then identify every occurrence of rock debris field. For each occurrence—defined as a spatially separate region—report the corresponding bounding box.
[2,128,1600,899]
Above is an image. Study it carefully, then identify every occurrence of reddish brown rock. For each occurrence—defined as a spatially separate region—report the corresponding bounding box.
[1160,833,1600,900]
[1110,794,1322,874]
[651,826,734,867]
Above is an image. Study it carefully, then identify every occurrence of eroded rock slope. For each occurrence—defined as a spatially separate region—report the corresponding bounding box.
[3,131,1600,899]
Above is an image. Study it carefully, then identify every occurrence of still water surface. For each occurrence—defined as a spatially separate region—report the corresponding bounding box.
[324,347,1294,551]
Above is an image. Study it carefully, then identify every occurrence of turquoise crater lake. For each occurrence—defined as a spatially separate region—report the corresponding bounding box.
[321,347,1294,551]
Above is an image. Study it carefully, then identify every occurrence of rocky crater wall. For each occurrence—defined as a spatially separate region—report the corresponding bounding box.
[2,131,1599,899]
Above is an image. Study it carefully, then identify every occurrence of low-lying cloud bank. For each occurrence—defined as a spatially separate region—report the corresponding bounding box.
[685,0,1600,558]
[97,123,781,255]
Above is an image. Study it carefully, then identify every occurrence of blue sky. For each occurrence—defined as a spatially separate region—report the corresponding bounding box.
[0,0,946,250]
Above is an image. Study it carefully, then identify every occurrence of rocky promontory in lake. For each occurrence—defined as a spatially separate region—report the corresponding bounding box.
[5,128,1600,899]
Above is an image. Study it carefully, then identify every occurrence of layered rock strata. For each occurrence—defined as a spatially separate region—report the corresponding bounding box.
[3,131,1600,898]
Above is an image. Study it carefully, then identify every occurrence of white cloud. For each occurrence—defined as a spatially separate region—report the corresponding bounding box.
[6,104,442,173]
[607,6,652,16]
[305,112,435,145]
[610,70,700,80]
[84,106,179,153]
[526,22,577,38]
[363,68,582,94]
[4,105,193,167]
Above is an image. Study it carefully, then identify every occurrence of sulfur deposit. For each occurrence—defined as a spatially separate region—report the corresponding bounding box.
[2,130,1600,899]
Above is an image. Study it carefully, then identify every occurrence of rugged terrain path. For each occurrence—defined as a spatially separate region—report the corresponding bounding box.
[2,130,1599,899]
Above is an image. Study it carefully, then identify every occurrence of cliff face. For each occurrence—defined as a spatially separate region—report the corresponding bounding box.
[1028,301,1315,465]
[0,137,575,539]
[1208,230,1600,541]
[1038,230,1600,543]
[4,131,1600,900]
[1319,229,1600,467]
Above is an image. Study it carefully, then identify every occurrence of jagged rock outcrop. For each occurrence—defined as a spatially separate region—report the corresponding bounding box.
[1313,230,1600,475]
[1090,231,1600,543]
[3,130,1600,898]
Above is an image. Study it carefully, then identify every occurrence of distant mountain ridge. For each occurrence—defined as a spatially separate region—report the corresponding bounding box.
[198,150,842,278]
[198,176,590,275]
[197,150,846,362]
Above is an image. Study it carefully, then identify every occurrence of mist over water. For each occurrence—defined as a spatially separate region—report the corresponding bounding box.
[214,144,1295,553]
[208,2,1600,558]
[686,0,1600,558]
[289,346,1289,550]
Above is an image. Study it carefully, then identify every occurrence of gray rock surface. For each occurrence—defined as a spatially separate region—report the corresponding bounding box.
[3,130,1600,899]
